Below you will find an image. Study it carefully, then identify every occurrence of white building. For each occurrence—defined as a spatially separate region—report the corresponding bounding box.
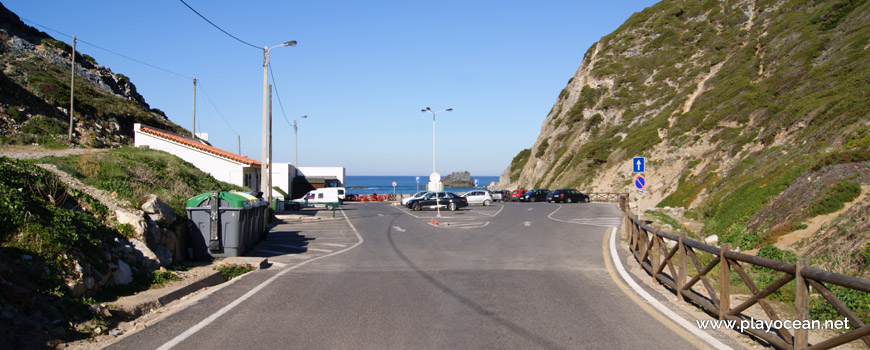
[134,123,345,200]
[133,123,262,192]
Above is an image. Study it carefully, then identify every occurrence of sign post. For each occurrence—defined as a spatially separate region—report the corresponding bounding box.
[392,181,397,200]
[415,176,420,192]
[474,178,479,188]
[633,157,646,224]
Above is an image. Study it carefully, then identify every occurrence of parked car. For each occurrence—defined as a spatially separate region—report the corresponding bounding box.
[462,190,493,206]
[509,189,526,201]
[547,189,590,203]
[519,189,550,202]
[401,191,430,206]
[406,192,468,211]
[490,190,509,202]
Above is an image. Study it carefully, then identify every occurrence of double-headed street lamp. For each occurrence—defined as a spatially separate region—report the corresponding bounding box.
[421,106,452,217]
[293,115,307,178]
[261,40,296,204]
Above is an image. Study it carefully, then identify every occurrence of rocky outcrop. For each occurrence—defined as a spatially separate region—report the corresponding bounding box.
[441,171,474,188]
[499,0,870,231]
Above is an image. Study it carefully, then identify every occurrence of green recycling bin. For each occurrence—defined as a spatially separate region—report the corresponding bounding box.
[185,191,253,259]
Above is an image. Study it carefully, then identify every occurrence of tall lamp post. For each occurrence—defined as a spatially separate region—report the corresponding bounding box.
[293,115,307,178]
[421,107,452,217]
[261,40,296,205]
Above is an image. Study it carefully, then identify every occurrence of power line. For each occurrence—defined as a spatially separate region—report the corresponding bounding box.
[269,64,293,127]
[17,16,192,80]
[198,83,239,136]
[177,0,261,50]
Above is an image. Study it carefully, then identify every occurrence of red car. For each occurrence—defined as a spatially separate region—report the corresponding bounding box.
[509,189,526,201]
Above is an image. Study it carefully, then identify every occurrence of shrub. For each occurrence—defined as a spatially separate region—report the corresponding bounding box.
[216,263,255,280]
[809,179,861,217]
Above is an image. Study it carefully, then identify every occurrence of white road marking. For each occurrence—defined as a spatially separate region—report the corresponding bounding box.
[608,228,733,350]
[157,209,365,350]
[378,213,384,217]
[268,261,287,268]
[527,208,533,211]
[260,243,332,253]
[392,226,407,232]
[471,205,505,217]
[320,243,347,248]
[523,221,531,227]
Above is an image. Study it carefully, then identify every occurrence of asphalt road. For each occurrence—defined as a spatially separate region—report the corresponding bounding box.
[108,201,703,349]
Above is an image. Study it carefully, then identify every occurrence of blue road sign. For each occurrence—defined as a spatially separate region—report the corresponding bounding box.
[633,157,645,173]
[416,176,420,183]
[635,175,646,190]
[474,179,479,187]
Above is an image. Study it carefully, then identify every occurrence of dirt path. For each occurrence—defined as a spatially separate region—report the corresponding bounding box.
[776,185,870,249]
[0,145,105,159]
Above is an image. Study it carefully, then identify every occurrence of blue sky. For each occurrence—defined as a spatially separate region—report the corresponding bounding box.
[5,0,657,176]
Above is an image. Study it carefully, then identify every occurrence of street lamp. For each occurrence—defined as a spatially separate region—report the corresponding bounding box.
[293,115,307,178]
[261,40,296,205]
[421,106,452,217]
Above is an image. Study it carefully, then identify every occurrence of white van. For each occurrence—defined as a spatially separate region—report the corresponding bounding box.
[293,188,342,208]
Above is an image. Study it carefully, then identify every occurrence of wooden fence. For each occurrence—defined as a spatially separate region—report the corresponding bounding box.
[589,192,624,202]
[618,196,870,349]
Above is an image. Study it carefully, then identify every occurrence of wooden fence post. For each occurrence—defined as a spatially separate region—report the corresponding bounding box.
[651,227,660,283]
[678,232,687,302]
[719,243,731,320]
[795,258,809,350]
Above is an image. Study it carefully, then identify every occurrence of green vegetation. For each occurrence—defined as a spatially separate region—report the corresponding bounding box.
[810,0,867,30]
[535,138,550,158]
[0,158,120,330]
[810,179,862,217]
[702,164,807,250]
[36,147,243,216]
[216,263,256,280]
[508,148,531,182]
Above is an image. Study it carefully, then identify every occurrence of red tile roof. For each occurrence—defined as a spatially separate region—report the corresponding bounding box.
[139,125,261,166]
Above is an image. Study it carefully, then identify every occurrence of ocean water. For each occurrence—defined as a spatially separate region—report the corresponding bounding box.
[345,175,500,195]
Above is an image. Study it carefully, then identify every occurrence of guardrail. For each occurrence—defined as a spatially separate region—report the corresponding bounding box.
[617,196,870,349]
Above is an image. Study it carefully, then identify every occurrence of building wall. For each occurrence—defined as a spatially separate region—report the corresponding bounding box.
[297,167,346,186]
[271,163,298,200]
[134,124,259,191]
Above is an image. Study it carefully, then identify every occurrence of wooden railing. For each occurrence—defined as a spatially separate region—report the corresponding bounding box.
[588,192,623,202]
[618,196,870,349]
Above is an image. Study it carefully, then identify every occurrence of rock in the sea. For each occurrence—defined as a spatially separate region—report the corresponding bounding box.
[441,171,474,188]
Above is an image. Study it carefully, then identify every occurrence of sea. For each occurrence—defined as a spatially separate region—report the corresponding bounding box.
[345,175,500,195]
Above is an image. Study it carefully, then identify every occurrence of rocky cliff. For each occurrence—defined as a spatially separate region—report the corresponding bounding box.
[500,0,870,247]
[0,2,187,147]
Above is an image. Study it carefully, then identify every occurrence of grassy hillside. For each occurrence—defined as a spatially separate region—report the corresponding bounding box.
[0,147,243,346]
[37,147,245,215]
[506,0,870,253]
[0,3,189,148]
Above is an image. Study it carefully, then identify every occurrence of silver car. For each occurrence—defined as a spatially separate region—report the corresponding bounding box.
[462,190,493,206]
[401,191,430,206]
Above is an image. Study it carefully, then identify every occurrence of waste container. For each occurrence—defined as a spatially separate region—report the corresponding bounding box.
[231,191,261,249]
[186,191,253,259]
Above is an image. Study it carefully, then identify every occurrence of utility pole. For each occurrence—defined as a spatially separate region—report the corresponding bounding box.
[268,84,273,203]
[192,77,198,138]
[68,36,75,142]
